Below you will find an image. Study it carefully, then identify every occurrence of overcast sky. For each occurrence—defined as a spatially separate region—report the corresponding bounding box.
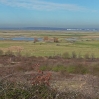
[0,0,99,28]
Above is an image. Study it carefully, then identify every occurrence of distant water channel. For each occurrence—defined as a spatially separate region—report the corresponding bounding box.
[0,37,43,41]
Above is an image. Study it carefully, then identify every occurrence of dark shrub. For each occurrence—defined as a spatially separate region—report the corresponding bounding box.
[71,51,77,58]
[84,53,90,59]
[0,49,3,55]
[62,52,70,59]
[5,50,14,56]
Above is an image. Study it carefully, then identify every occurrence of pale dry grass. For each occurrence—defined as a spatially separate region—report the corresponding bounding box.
[51,74,99,98]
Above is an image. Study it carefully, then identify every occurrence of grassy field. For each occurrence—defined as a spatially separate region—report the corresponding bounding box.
[0,30,99,57]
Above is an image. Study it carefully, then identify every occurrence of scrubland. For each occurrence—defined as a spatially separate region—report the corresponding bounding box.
[0,30,99,99]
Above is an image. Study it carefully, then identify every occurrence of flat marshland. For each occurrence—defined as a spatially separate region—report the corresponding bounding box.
[0,30,99,57]
[0,30,99,99]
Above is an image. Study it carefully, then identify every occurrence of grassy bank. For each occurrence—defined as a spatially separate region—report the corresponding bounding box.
[0,40,99,57]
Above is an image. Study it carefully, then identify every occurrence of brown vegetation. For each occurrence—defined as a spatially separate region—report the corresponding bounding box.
[0,54,99,98]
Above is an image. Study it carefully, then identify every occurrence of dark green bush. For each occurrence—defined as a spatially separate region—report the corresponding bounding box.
[66,65,88,74]
[40,65,51,71]
[0,81,92,99]
[52,65,66,72]
[0,82,56,99]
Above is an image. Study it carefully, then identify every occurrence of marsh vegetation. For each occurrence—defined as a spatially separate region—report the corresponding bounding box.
[0,30,99,99]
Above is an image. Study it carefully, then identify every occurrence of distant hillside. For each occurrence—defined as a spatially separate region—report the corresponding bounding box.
[0,27,99,31]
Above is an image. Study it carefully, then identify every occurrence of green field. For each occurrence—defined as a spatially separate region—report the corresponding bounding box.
[0,30,99,57]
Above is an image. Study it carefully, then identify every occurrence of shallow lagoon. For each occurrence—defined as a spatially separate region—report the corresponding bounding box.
[0,37,43,41]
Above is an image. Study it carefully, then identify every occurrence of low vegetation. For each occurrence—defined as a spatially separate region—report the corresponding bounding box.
[0,30,99,98]
[0,53,99,98]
